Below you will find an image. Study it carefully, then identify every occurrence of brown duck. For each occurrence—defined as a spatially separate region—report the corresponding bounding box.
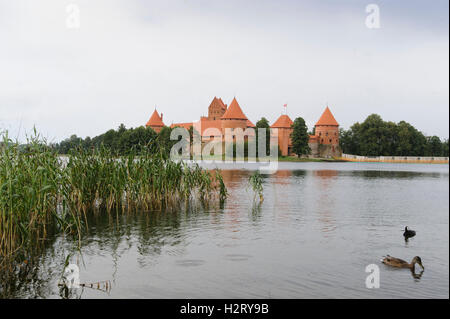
[382,255,424,270]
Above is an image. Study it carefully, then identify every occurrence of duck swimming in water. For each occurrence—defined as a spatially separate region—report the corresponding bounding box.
[403,226,416,239]
[382,255,424,270]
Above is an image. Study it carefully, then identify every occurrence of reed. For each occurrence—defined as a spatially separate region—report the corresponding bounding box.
[0,132,227,258]
[248,171,264,203]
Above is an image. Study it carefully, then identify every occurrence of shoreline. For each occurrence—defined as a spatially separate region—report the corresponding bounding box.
[57,154,449,164]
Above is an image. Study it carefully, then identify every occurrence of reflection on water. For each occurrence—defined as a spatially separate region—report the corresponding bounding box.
[345,170,443,179]
[411,269,425,280]
[1,162,448,299]
[314,170,338,237]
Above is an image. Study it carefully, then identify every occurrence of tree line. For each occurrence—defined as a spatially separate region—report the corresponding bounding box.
[53,124,175,155]
[52,113,448,158]
[339,114,449,157]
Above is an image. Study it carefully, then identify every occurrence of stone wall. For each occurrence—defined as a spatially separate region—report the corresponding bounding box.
[308,141,319,157]
[318,144,342,158]
[340,154,449,164]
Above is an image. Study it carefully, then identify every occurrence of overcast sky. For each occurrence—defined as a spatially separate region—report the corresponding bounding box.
[0,0,448,143]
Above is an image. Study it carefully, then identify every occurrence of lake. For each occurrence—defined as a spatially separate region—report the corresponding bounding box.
[2,162,448,298]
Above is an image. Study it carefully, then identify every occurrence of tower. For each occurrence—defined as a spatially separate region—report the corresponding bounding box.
[207,97,227,120]
[220,97,249,132]
[271,114,294,156]
[145,109,165,133]
[314,106,339,145]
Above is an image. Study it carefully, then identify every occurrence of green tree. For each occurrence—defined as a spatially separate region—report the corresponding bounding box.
[339,128,358,154]
[255,117,270,156]
[157,126,175,156]
[396,121,427,156]
[256,117,270,128]
[426,136,443,156]
[118,123,126,134]
[357,114,386,156]
[336,114,436,157]
[442,139,449,156]
[291,117,311,157]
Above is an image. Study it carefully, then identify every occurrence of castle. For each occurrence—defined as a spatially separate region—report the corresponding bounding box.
[145,97,341,158]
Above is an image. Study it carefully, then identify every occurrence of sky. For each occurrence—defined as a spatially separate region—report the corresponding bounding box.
[0,0,448,143]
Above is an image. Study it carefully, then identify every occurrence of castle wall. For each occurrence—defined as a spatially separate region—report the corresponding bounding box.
[318,144,342,158]
[315,125,339,145]
[221,119,248,131]
[278,128,293,156]
[308,141,319,157]
[341,154,449,164]
[208,103,226,120]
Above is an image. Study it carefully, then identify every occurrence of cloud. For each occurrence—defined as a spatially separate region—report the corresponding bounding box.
[0,0,448,142]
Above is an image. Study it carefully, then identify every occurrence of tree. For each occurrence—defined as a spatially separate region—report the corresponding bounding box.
[339,128,358,154]
[395,121,427,156]
[357,114,386,156]
[82,136,92,150]
[255,117,270,156]
[256,117,270,128]
[291,117,311,157]
[442,139,449,156]
[157,126,175,156]
[339,114,434,157]
[118,123,126,134]
[426,136,443,157]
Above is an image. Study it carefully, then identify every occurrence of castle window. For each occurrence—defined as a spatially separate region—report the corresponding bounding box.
[329,139,332,143]
[326,132,328,136]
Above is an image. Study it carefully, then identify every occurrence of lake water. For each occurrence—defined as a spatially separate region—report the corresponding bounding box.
[2,162,449,299]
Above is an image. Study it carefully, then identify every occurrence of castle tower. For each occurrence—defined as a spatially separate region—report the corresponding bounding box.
[314,106,339,145]
[207,97,227,120]
[220,97,249,132]
[271,114,294,156]
[145,109,165,133]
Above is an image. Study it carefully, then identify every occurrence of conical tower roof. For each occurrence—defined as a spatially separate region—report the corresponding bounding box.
[315,106,339,126]
[146,109,165,127]
[218,98,227,109]
[271,114,293,128]
[221,97,248,120]
[209,97,227,111]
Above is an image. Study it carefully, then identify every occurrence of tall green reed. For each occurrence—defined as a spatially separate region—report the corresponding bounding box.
[0,132,227,259]
[249,171,264,203]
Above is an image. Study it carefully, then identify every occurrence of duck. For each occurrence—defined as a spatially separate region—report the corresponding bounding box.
[381,255,424,270]
[403,226,416,239]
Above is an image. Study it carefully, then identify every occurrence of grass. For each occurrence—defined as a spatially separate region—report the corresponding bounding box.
[277,156,347,162]
[0,131,227,259]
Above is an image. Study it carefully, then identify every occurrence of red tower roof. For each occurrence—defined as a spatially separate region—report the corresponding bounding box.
[246,119,256,128]
[315,106,339,126]
[271,114,294,128]
[221,97,248,120]
[218,97,227,110]
[209,97,227,111]
[146,109,165,127]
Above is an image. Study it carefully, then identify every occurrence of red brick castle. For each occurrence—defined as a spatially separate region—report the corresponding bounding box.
[146,97,341,158]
